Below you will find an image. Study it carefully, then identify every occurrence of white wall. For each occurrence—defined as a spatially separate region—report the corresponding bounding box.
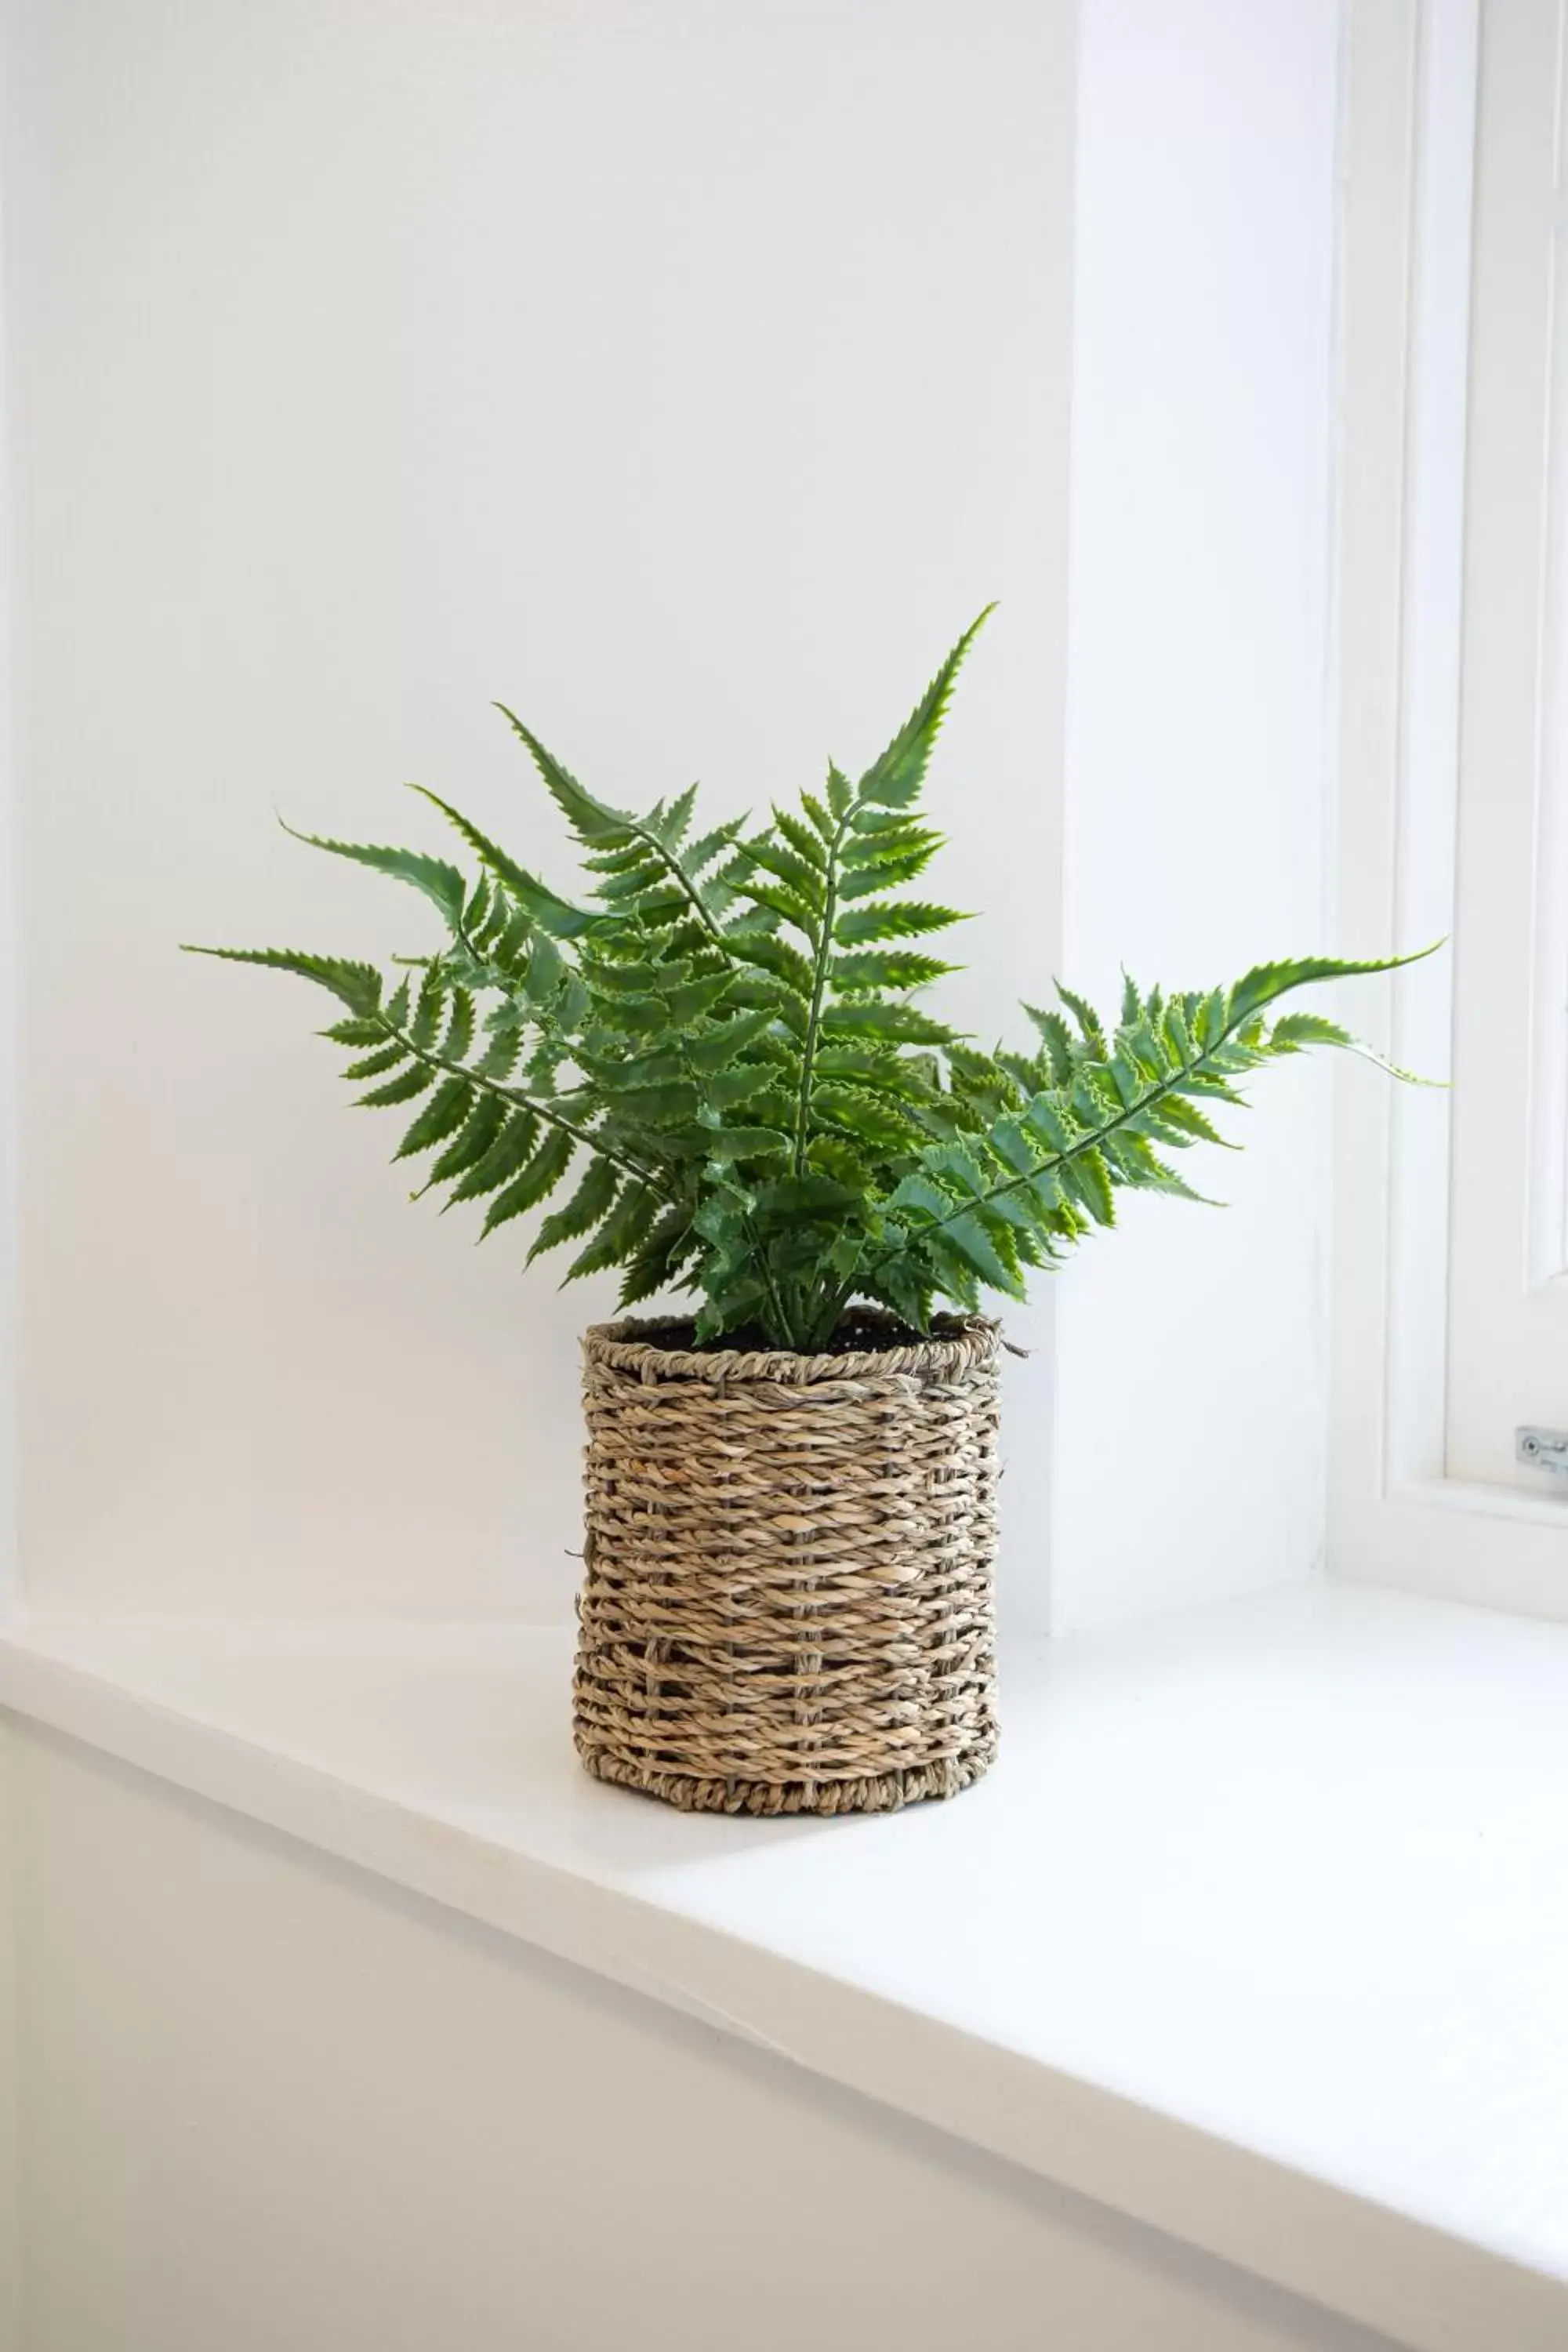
[1051,0,1341,1631]
[5,1719,1398,2352]
[0,12,1399,2348]
[0,23,17,1629]
[2,0,1073,1624]
[1,121,23,2352]
[0,1722,18,2352]
[3,0,1350,1639]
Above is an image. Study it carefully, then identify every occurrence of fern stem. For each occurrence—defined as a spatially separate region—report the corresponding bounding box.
[802,1283,851,1353]
[789,812,848,1178]
[628,819,730,949]
[743,1225,798,1352]
[377,1014,675,1200]
[867,1008,1263,1269]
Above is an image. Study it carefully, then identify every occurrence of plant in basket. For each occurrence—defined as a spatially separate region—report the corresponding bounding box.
[188,612,1428,1816]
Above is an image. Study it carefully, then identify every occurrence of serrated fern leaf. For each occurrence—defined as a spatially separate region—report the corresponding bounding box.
[357,1062,437,1109]
[183,946,382,1016]
[855,607,993,811]
[441,990,475,1062]
[833,899,967,947]
[495,705,735,948]
[773,808,827,872]
[1226,944,1440,1025]
[528,1158,619,1261]
[937,1211,1028,1299]
[564,1181,659,1282]
[684,1007,779,1072]
[425,1093,509,1188]
[737,835,826,909]
[1265,1007,1426,1082]
[446,1109,539,1203]
[410,786,594,940]
[1054,982,1107,1057]
[395,1076,473,1161]
[493,706,626,847]
[343,1042,406,1081]
[408,966,446,1050]
[659,784,699,850]
[616,1203,699,1308]
[481,1130,574,1237]
[820,1001,953,1044]
[279,824,468,931]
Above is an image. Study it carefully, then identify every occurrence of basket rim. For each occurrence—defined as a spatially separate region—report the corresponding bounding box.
[582,1307,1000,1386]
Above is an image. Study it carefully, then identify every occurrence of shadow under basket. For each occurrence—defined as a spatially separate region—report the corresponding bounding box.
[572,1311,1002,1817]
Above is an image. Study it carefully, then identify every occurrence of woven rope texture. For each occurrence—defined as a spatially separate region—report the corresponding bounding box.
[573,1312,1001,1816]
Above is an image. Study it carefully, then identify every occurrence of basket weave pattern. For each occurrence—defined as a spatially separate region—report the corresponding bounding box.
[573,1312,1001,1816]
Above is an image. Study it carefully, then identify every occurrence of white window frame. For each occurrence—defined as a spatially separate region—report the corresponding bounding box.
[1330,0,1568,1616]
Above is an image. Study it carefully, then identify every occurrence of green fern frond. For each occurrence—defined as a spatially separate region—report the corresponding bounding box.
[495,704,739,947]
[189,619,1434,1350]
[855,607,993,811]
[183,945,383,1016]
[278,824,467,930]
[528,1158,619,1262]
[408,786,594,940]
[394,1076,473,1160]
[833,899,968,947]
[482,1129,574,1237]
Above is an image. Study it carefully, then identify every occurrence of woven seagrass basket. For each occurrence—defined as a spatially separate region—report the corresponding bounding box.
[572,1310,1002,1817]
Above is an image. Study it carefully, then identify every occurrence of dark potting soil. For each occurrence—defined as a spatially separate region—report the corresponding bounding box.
[628,1310,943,1358]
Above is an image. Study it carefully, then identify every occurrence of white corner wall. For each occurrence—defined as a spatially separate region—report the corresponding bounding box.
[1051,0,1342,1631]
[2,0,1073,1624]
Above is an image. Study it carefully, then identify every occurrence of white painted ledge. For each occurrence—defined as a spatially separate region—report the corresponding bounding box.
[2,1582,1566,2352]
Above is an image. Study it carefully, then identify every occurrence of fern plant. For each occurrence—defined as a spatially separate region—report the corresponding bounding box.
[188,612,1424,1352]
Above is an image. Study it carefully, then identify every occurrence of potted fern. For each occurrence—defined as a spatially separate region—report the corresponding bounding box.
[191,612,1421,1817]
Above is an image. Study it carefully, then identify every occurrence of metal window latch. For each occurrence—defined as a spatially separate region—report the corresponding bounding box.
[1516,1426,1568,1475]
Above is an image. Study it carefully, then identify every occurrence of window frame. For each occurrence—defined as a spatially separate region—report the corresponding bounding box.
[1330,0,1568,1617]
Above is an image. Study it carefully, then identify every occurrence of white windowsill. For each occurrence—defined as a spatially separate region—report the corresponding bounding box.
[2,1581,1565,2351]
